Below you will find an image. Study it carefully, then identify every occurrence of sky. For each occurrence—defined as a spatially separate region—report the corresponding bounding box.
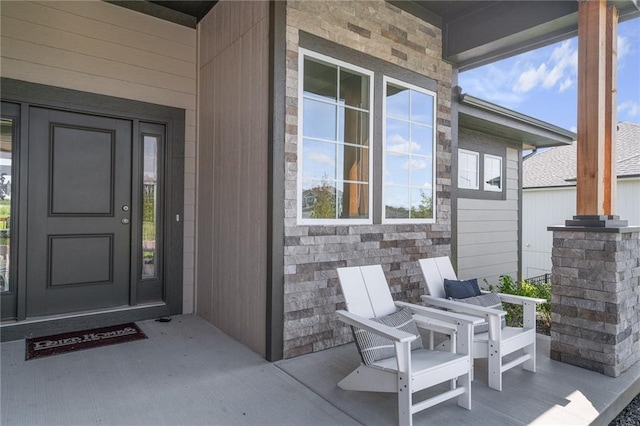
[459,18,640,133]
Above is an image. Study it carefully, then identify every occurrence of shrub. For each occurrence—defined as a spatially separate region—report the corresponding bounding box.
[488,275,551,328]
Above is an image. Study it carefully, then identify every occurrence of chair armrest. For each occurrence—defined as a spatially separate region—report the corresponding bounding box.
[421,295,507,318]
[394,301,484,329]
[396,301,479,356]
[480,290,546,305]
[335,310,417,343]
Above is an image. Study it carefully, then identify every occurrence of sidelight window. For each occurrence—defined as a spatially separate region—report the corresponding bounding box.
[0,117,13,293]
[142,134,159,279]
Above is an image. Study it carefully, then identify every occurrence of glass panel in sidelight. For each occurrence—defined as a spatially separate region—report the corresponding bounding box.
[0,119,12,292]
[142,135,158,279]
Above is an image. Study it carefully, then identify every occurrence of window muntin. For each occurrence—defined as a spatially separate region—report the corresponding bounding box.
[484,154,502,192]
[299,51,373,223]
[458,149,479,190]
[383,78,436,222]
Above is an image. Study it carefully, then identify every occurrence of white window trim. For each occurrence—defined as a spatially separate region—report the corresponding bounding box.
[297,48,374,225]
[382,76,437,224]
[458,148,479,190]
[483,153,503,192]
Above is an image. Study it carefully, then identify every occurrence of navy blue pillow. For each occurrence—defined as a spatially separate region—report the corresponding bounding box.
[444,278,481,299]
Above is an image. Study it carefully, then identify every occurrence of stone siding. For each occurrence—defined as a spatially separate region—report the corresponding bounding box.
[283,1,453,358]
[550,230,640,377]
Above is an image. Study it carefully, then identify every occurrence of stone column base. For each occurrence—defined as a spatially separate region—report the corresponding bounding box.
[548,216,640,377]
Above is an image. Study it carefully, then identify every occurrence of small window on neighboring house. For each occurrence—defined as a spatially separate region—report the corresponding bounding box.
[383,78,436,223]
[484,154,502,192]
[458,149,479,190]
[298,50,373,224]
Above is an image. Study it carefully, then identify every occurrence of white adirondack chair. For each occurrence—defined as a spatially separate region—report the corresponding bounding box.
[336,265,483,426]
[418,257,545,392]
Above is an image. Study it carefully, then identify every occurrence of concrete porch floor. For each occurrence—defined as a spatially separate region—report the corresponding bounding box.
[2,315,639,425]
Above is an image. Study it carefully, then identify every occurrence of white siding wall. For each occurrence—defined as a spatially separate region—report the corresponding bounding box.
[0,1,197,313]
[522,187,575,278]
[523,177,640,278]
[618,179,640,227]
[457,147,520,287]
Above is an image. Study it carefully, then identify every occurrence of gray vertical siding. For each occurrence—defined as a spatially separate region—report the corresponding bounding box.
[196,0,270,357]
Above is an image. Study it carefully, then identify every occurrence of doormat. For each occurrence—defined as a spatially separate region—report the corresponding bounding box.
[25,323,147,360]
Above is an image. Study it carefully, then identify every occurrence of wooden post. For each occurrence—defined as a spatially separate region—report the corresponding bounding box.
[550,2,640,379]
[604,5,618,215]
[576,0,617,216]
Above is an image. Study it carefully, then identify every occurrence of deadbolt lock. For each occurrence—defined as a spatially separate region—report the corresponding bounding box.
[122,205,130,212]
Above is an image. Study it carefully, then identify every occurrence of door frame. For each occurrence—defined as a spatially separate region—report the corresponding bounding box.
[0,78,184,341]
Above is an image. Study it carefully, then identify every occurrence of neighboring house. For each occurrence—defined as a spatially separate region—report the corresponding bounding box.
[522,121,640,278]
[453,94,574,286]
[0,0,638,362]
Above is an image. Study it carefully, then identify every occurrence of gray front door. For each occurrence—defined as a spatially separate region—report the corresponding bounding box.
[26,107,132,317]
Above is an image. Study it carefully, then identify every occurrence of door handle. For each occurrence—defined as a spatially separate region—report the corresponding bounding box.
[121,218,130,225]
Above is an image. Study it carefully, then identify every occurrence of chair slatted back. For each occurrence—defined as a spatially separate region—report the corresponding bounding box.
[337,265,396,319]
[419,257,458,299]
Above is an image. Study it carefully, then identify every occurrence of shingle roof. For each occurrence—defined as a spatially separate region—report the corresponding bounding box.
[523,121,640,188]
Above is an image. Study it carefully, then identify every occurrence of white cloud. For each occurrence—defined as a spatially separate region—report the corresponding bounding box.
[459,62,527,108]
[514,64,547,93]
[618,100,639,118]
[618,35,630,60]
[570,126,577,133]
[559,78,573,92]
[404,159,427,170]
[513,40,578,94]
[308,151,333,165]
[387,134,419,154]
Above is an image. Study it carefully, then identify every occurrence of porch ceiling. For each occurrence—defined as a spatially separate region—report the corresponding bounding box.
[148,1,216,21]
[107,1,217,28]
[112,1,640,69]
[392,0,640,71]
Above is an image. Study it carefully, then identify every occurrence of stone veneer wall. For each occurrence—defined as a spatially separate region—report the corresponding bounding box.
[283,1,453,358]
[550,230,640,377]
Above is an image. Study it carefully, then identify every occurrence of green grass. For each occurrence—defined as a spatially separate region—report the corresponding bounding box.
[0,200,10,219]
[142,221,156,241]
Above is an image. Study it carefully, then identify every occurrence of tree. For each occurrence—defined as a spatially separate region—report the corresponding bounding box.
[410,190,433,219]
[310,178,336,219]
